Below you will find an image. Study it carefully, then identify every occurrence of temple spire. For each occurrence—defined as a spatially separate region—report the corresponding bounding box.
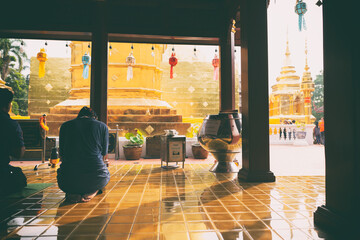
[304,38,309,72]
[284,28,292,66]
[302,38,312,83]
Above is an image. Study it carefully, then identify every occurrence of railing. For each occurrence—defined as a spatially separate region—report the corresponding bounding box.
[269,124,315,145]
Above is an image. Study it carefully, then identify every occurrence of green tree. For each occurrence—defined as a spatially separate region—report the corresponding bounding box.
[311,71,324,121]
[0,39,27,79]
[0,38,29,115]
[6,69,28,115]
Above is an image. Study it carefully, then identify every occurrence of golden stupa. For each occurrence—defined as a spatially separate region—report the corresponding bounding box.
[269,39,315,124]
[37,42,190,136]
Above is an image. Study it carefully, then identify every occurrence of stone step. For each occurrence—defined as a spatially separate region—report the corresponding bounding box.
[108,115,182,122]
[45,121,191,137]
[31,114,183,123]
[49,107,177,115]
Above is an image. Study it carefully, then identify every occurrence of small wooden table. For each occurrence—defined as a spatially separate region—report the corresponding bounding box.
[160,135,186,169]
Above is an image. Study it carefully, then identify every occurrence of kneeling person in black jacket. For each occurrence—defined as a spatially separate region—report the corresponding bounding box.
[0,88,27,195]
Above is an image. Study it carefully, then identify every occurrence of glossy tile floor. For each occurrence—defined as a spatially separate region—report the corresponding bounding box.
[0,164,328,240]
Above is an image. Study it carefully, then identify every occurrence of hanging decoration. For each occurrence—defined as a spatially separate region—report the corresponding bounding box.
[109,44,113,56]
[295,0,307,31]
[169,47,178,79]
[82,52,91,79]
[151,45,155,57]
[39,114,49,131]
[37,48,48,78]
[212,51,220,81]
[65,42,69,54]
[126,44,136,81]
[20,41,24,54]
[192,46,198,61]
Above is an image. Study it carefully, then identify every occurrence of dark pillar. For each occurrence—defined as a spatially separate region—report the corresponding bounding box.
[90,0,108,124]
[238,0,275,182]
[219,21,236,112]
[314,1,359,235]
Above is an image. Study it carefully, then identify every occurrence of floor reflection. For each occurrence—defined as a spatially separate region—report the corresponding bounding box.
[0,164,327,239]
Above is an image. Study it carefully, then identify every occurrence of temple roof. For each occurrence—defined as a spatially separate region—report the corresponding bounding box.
[0,0,242,45]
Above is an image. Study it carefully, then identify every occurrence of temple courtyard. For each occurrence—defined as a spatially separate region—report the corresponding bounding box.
[0,145,330,239]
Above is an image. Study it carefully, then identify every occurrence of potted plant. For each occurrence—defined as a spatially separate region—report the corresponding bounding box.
[123,129,144,160]
[190,123,209,159]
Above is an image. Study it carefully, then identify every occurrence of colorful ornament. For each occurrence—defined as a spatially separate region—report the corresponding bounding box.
[295,0,307,31]
[212,54,220,80]
[82,52,91,79]
[169,52,178,79]
[37,48,47,78]
[39,114,49,131]
[126,52,136,81]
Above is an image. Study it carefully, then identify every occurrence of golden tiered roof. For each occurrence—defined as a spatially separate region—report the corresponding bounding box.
[271,39,300,95]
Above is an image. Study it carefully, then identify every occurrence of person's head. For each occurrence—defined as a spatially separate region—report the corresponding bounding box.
[77,106,98,119]
[0,88,14,113]
[315,121,318,127]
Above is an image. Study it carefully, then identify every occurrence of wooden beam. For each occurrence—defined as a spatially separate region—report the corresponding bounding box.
[219,20,236,112]
[90,0,108,124]
[238,0,275,182]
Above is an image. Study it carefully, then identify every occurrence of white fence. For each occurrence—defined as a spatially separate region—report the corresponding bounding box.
[269,124,315,145]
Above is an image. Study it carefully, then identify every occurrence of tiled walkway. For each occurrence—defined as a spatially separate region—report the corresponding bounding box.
[1,164,327,240]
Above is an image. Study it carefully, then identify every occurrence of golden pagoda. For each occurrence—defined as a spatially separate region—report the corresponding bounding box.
[33,42,190,136]
[269,39,315,124]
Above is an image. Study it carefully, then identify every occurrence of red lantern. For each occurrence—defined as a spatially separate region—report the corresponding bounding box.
[169,52,178,79]
[212,54,220,80]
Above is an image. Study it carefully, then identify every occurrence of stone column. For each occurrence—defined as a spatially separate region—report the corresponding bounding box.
[314,0,359,235]
[238,0,275,182]
[90,0,108,124]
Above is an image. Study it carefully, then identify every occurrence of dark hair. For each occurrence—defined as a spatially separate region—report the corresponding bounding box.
[315,121,318,127]
[77,106,98,119]
[0,88,14,109]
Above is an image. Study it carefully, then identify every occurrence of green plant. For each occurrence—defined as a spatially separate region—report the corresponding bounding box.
[187,123,201,138]
[125,128,144,147]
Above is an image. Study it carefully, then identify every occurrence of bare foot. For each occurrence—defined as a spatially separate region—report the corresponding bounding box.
[81,190,98,202]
